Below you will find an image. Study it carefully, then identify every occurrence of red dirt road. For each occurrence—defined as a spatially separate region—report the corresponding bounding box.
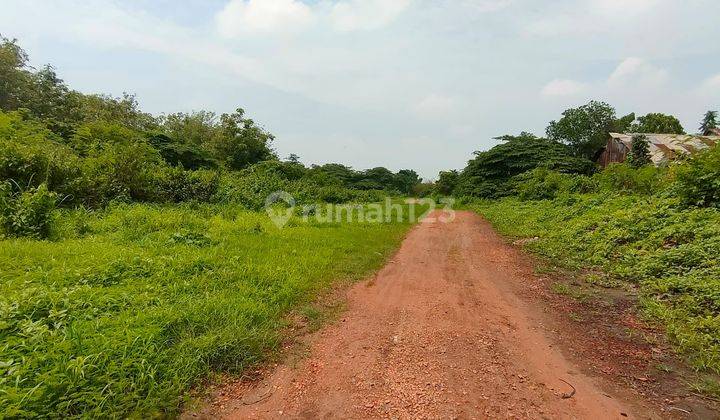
[209,211,650,419]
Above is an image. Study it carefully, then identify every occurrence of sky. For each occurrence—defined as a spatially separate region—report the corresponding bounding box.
[2,0,719,179]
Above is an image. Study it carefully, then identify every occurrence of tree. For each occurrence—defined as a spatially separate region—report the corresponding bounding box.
[631,113,685,134]
[308,163,356,187]
[700,110,718,135]
[160,111,218,147]
[435,170,459,195]
[627,134,651,168]
[456,132,595,198]
[287,153,301,163]
[614,112,636,133]
[356,167,395,190]
[393,169,421,194]
[211,108,276,170]
[80,93,157,132]
[0,36,31,111]
[546,101,631,159]
[148,133,218,170]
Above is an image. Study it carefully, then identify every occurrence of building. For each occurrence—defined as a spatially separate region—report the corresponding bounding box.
[597,133,720,168]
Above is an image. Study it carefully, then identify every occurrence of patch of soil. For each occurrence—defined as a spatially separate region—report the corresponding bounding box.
[506,248,720,419]
[184,211,719,419]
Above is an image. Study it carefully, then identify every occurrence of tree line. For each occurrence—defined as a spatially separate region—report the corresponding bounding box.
[0,37,421,223]
[434,100,718,198]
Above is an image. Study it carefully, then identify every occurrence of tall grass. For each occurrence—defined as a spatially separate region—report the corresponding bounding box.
[471,195,720,382]
[0,202,421,418]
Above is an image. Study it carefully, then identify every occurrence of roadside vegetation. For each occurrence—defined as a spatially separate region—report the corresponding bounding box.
[434,100,720,394]
[0,203,419,417]
[0,37,426,417]
[0,36,421,240]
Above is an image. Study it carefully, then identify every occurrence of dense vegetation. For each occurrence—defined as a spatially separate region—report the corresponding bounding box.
[0,37,421,240]
[439,100,714,200]
[0,37,429,418]
[0,203,422,417]
[446,102,720,392]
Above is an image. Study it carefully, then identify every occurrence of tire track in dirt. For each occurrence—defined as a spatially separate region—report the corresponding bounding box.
[198,211,653,419]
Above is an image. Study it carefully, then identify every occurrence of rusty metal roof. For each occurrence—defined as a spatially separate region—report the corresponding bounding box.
[608,133,720,165]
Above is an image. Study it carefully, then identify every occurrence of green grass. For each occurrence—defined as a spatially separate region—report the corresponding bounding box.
[470,195,720,387]
[0,202,422,418]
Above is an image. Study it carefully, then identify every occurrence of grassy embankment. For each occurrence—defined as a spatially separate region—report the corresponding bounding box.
[0,202,422,418]
[471,195,720,394]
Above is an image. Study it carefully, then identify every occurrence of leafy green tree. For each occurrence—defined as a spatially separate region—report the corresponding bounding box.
[211,108,276,170]
[700,110,718,135]
[0,110,82,195]
[0,36,31,111]
[2,37,157,138]
[148,133,218,169]
[546,101,631,159]
[456,132,594,198]
[160,111,219,146]
[631,113,685,134]
[393,169,420,194]
[614,112,636,133]
[356,167,395,190]
[287,153,301,163]
[435,170,459,195]
[79,93,157,132]
[628,134,652,168]
[22,66,85,137]
[309,163,354,186]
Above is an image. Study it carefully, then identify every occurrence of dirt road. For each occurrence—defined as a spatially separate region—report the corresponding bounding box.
[209,211,650,419]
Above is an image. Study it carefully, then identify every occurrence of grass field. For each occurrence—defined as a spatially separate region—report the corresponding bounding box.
[471,195,720,394]
[0,202,422,418]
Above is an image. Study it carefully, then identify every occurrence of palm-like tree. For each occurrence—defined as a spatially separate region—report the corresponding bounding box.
[700,110,718,135]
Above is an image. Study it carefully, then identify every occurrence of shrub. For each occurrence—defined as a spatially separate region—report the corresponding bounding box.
[595,163,668,195]
[513,168,571,201]
[0,182,58,238]
[0,111,83,197]
[214,170,288,210]
[151,167,219,203]
[673,144,720,208]
[628,134,651,168]
[80,141,164,206]
[147,133,218,170]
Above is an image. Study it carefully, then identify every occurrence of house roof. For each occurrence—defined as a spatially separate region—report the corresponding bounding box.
[608,133,720,165]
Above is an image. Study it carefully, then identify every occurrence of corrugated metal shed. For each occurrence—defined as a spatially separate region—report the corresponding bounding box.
[598,133,720,167]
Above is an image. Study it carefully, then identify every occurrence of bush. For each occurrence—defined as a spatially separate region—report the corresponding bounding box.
[513,168,570,201]
[80,141,164,206]
[214,169,288,210]
[627,134,651,168]
[595,163,668,195]
[0,182,58,238]
[0,111,83,197]
[673,144,720,208]
[151,167,220,203]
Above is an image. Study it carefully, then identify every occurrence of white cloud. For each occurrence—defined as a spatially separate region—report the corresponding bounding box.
[590,0,658,18]
[458,0,513,13]
[216,0,314,37]
[701,73,720,91]
[525,0,664,37]
[414,94,456,117]
[608,57,668,88]
[540,79,589,97]
[330,0,411,32]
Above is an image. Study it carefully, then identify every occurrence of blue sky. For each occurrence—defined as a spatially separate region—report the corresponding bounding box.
[2,0,719,179]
